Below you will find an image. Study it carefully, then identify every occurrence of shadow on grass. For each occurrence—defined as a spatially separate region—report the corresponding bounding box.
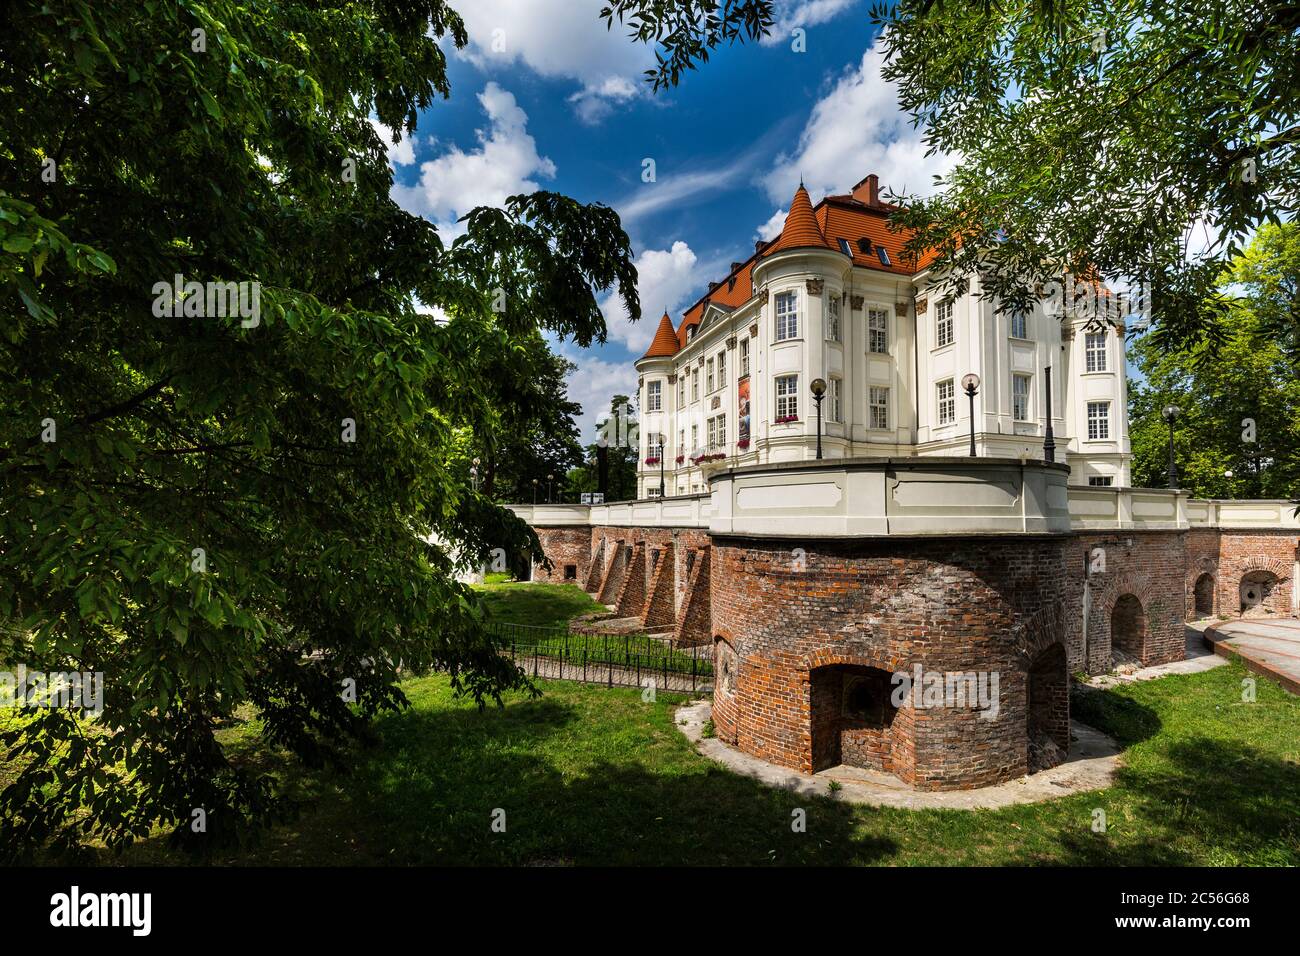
[309,696,893,866]
[1071,683,1162,746]
[1039,734,1300,866]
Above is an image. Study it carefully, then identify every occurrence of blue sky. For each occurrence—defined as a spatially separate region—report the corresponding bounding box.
[379,0,954,438]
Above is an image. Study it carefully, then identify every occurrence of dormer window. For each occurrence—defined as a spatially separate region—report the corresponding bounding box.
[836,237,852,257]
[876,245,891,267]
[856,237,872,254]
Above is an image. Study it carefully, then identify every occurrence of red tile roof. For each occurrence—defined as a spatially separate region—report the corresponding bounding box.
[641,311,682,359]
[637,175,937,361]
[761,184,831,255]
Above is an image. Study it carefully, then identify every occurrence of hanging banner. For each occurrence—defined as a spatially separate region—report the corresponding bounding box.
[737,377,751,447]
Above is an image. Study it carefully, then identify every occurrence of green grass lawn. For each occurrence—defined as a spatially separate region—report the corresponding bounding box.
[475,579,609,628]
[83,656,1297,866]
[9,581,1300,865]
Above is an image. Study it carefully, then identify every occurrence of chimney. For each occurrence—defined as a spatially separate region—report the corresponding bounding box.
[852,174,880,206]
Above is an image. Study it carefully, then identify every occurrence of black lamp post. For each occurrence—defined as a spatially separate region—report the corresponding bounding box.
[658,433,666,498]
[962,373,981,457]
[810,377,827,459]
[1042,365,1056,463]
[1162,405,1181,488]
[531,478,538,504]
[547,472,554,504]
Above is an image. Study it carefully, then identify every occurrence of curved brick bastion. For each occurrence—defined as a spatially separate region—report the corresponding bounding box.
[708,534,1072,791]
[704,458,1075,791]
[509,457,1300,793]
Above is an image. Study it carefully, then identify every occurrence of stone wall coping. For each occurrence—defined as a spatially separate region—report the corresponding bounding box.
[507,472,1299,534]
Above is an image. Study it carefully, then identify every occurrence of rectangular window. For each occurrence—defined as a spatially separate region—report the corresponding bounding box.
[1012,374,1030,421]
[707,414,726,449]
[718,349,726,383]
[678,429,684,456]
[647,380,662,412]
[1010,310,1027,339]
[1086,331,1107,372]
[691,368,699,401]
[869,386,889,430]
[740,338,750,377]
[876,246,891,267]
[776,374,799,420]
[868,308,888,354]
[827,296,841,343]
[648,436,663,459]
[706,358,715,393]
[691,423,698,451]
[936,300,954,348]
[775,291,798,341]
[1088,476,1114,487]
[937,379,955,425]
[1087,401,1110,440]
[677,375,684,405]
[827,378,842,423]
[646,486,661,498]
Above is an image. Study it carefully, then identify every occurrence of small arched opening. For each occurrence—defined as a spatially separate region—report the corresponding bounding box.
[1110,594,1147,667]
[1193,573,1214,616]
[1027,643,1069,772]
[1240,570,1279,615]
[810,664,898,773]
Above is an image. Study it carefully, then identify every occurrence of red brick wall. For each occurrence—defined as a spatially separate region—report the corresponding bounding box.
[530,527,591,585]
[642,545,676,629]
[1061,531,1187,673]
[708,535,1071,790]
[614,541,647,617]
[596,538,629,605]
[1184,529,1222,620]
[676,546,712,647]
[1216,532,1298,618]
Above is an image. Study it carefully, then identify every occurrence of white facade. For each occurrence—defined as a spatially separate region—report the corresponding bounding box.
[635,233,1130,499]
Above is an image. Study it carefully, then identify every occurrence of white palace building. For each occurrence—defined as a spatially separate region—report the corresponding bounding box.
[633,174,1131,498]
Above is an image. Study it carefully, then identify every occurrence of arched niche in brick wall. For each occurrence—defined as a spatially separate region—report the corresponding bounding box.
[1193,573,1215,616]
[810,663,899,775]
[1110,594,1147,665]
[1027,643,1069,772]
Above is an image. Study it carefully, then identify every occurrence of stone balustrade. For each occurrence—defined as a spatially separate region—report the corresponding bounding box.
[507,458,1299,536]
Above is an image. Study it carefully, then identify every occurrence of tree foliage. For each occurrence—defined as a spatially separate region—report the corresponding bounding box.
[872,0,1300,353]
[474,335,586,503]
[1128,224,1300,497]
[0,0,702,857]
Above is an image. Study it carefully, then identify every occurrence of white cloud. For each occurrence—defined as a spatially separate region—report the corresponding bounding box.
[392,83,555,241]
[615,152,759,226]
[451,0,654,123]
[762,37,956,205]
[569,76,640,125]
[601,241,708,355]
[369,118,417,167]
[554,341,639,442]
[761,0,859,46]
[755,208,787,242]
